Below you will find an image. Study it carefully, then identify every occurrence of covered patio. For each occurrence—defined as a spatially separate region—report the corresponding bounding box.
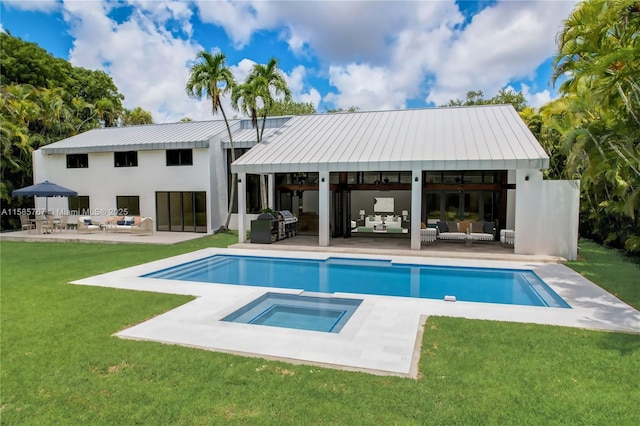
[231,105,579,260]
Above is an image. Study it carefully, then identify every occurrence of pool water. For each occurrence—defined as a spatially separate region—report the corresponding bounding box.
[222,293,363,333]
[143,255,570,308]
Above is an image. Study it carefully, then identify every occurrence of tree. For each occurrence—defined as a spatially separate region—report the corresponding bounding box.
[325,106,360,113]
[549,0,640,254]
[121,107,153,126]
[0,33,128,230]
[267,99,316,116]
[186,51,237,231]
[442,89,527,111]
[235,58,291,210]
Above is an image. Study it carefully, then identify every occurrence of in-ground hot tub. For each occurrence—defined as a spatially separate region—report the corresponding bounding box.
[222,292,363,333]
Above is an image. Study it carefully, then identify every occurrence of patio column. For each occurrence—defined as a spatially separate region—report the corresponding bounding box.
[410,169,422,250]
[318,170,330,247]
[237,172,247,243]
[267,173,275,210]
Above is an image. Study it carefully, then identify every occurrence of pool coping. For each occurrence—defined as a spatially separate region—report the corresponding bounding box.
[71,248,640,378]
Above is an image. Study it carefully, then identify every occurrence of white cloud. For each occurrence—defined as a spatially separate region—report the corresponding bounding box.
[284,66,321,109]
[518,83,553,108]
[62,0,209,123]
[2,0,59,13]
[324,63,407,111]
[194,0,576,112]
[47,0,579,123]
[194,0,264,49]
[425,1,578,106]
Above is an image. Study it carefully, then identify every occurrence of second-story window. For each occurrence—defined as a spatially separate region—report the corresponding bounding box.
[114,151,138,167]
[166,149,193,166]
[66,154,88,168]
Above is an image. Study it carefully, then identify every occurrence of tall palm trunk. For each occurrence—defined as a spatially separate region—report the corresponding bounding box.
[221,103,236,231]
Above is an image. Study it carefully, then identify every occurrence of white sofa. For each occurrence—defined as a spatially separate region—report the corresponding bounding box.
[436,221,495,242]
[365,215,402,230]
[104,216,154,234]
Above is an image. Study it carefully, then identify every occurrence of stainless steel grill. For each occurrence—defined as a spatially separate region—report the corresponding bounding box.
[277,210,298,238]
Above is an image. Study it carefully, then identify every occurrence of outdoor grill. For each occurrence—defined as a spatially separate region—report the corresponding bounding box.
[250,210,298,243]
[277,210,298,238]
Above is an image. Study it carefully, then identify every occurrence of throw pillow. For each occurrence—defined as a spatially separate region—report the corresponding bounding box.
[472,221,484,233]
[123,220,134,226]
[421,222,427,229]
[134,216,142,225]
[117,220,125,225]
[374,215,382,222]
[437,221,449,233]
[84,219,93,225]
[446,221,459,233]
[483,222,495,234]
[458,221,471,234]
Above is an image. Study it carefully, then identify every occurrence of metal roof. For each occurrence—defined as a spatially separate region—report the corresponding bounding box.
[221,128,282,149]
[40,120,237,154]
[231,105,549,173]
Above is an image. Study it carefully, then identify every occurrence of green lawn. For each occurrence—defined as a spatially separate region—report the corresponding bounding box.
[567,239,640,308]
[1,236,639,424]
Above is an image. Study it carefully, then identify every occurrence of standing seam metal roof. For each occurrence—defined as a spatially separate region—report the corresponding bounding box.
[40,120,238,154]
[231,105,549,173]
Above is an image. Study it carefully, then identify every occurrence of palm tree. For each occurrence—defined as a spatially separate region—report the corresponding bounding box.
[549,0,640,253]
[185,51,237,231]
[238,58,292,209]
[231,77,270,208]
[248,58,292,140]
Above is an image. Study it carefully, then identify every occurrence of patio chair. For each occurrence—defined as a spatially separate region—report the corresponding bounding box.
[54,215,69,232]
[19,214,35,233]
[41,216,55,234]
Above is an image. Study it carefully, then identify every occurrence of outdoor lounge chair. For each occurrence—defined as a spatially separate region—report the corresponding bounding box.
[131,217,153,236]
[77,216,100,234]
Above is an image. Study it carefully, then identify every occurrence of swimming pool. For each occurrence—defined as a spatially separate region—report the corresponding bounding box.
[142,255,570,308]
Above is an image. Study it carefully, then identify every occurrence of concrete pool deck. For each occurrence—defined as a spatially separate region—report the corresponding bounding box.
[72,248,640,378]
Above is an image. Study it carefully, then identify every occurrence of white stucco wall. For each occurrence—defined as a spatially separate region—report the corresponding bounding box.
[33,147,215,230]
[514,169,580,260]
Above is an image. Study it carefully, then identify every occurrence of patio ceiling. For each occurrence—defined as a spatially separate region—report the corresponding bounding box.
[231,104,549,174]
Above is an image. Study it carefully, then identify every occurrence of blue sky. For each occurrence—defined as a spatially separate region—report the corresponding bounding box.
[1,0,578,123]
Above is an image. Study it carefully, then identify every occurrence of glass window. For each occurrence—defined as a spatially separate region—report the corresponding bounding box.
[66,154,88,168]
[116,196,140,216]
[442,172,462,184]
[425,172,442,183]
[68,196,89,215]
[426,193,441,219]
[114,151,138,167]
[400,172,412,184]
[362,172,379,184]
[166,149,193,166]
[463,171,483,183]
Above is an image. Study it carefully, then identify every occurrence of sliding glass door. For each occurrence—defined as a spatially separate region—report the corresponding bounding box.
[156,191,207,232]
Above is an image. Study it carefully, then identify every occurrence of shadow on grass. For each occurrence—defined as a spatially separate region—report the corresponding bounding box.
[598,331,640,356]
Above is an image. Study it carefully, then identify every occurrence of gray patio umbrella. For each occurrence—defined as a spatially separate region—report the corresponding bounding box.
[12,180,78,212]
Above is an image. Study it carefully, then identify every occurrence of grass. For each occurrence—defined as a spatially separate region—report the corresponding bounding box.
[567,239,640,308]
[1,236,639,424]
